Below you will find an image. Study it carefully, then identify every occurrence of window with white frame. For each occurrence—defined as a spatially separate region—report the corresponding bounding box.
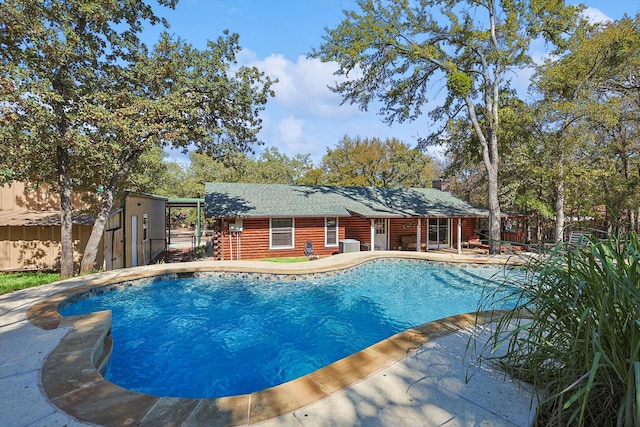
[270,218,294,249]
[325,217,338,246]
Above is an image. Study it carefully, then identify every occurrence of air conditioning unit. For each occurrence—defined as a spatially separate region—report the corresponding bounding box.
[339,239,360,253]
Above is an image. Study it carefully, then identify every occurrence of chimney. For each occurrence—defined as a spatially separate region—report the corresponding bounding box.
[432,179,449,191]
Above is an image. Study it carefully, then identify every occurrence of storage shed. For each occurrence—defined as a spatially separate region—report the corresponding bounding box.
[0,182,102,271]
[104,192,167,269]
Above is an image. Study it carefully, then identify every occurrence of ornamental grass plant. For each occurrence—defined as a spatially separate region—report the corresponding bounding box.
[479,232,640,427]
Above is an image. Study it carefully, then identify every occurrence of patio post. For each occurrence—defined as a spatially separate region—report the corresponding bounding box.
[457,219,462,254]
[370,219,375,251]
[416,218,422,252]
[196,199,201,247]
[425,218,429,250]
[167,205,171,245]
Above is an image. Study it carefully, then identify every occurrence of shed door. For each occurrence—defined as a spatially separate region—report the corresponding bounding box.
[104,229,124,270]
[374,219,388,250]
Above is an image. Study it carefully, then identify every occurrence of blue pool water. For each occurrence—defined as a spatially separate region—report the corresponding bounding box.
[60,260,519,398]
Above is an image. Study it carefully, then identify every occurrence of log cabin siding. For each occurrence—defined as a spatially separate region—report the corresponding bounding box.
[214,216,485,259]
[220,217,346,260]
[204,183,497,258]
[341,216,371,247]
[459,218,477,241]
[339,217,462,251]
[389,219,425,251]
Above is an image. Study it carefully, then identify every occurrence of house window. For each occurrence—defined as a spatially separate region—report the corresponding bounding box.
[325,217,338,246]
[270,218,294,249]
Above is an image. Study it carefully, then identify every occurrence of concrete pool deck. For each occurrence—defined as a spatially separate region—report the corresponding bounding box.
[1,251,538,426]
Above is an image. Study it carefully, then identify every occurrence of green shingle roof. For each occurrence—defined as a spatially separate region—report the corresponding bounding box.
[204,183,489,219]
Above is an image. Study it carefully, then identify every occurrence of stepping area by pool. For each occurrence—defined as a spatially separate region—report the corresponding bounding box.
[1,251,537,426]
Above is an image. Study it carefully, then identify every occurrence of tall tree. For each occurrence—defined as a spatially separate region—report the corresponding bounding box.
[312,0,582,253]
[0,1,274,276]
[583,17,640,233]
[321,135,437,187]
[531,15,640,236]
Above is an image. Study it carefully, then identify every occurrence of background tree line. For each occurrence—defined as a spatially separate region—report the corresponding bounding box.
[133,136,440,197]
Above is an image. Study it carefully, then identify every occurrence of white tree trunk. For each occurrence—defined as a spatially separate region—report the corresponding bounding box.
[554,160,565,243]
[487,165,502,254]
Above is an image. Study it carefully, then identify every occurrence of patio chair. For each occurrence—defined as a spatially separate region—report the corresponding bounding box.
[398,235,426,251]
[567,230,592,251]
[303,240,319,259]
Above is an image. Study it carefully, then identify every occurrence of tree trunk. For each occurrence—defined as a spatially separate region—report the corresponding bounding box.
[485,119,501,254]
[536,215,543,243]
[79,152,141,273]
[464,97,502,255]
[486,163,502,254]
[554,160,565,243]
[623,151,631,234]
[79,186,114,274]
[57,146,75,278]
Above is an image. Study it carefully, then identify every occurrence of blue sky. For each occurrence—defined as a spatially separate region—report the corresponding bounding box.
[151,1,637,165]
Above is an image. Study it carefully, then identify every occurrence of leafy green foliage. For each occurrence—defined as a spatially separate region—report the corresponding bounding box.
[320,135,437,188]
[154,148,315,199]
[481,232,640,426]
[444,15,640,241]
[0,0,274,275]
[526,15,640,238]
[447,71,472,98]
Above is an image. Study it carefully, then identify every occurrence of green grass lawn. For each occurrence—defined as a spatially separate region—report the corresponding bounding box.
[0,272,61,295]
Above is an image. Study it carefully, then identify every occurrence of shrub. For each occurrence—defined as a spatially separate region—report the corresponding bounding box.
[479,232,640,426]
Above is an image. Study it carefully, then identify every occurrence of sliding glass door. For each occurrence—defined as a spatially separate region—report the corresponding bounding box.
[427,218,450,249]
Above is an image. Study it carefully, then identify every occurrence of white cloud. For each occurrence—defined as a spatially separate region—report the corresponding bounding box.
[581,6,613,24]
[240,48,436,164]
[243,52,360,118]
[276,115,304,143]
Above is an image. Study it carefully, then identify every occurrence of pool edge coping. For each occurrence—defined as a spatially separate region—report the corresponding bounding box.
[27,251,524,426]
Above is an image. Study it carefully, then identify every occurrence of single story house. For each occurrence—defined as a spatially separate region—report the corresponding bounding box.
[204,182,494,261]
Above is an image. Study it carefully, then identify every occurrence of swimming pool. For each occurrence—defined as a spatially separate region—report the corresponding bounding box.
[60,259,520,399]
